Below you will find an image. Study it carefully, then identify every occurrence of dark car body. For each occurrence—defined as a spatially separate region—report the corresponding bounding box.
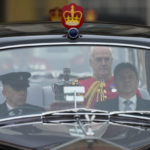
[0,22,150,150]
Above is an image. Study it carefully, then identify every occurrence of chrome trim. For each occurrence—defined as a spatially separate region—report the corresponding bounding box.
[0,113,41,121]
[0,42,150,50]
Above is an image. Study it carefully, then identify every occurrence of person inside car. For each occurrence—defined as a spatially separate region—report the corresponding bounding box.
[78,46,118,108]
[95,63,150,111]
[0,72,44,118]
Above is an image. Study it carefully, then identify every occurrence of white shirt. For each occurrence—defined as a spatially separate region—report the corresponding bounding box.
[6,103,23,116]
[118,95,137,111]
[6,103,14,111]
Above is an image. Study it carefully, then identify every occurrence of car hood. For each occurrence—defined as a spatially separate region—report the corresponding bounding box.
[0,121,149,150]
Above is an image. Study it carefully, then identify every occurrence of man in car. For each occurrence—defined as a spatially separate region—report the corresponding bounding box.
[77,46,118,108]
[95,63,150,111]
[0,72,44,118]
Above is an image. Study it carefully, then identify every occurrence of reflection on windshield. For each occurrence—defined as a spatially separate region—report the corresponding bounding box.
[0,46,149,119]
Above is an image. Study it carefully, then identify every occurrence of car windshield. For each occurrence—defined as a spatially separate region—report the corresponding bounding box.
[0,45,150,119]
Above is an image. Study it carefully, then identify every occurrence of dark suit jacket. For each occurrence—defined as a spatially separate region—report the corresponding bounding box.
[94,96,150,111]
[0,102,44,118]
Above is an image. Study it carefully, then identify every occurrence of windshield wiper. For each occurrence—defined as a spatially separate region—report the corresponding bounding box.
[110,111,150,129]
[42,108,109,124]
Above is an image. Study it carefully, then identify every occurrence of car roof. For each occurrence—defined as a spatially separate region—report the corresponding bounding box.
[1,22,150,50]
[0,21,150,38]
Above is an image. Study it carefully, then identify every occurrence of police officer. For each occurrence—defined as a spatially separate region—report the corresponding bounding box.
[0,72,44,118]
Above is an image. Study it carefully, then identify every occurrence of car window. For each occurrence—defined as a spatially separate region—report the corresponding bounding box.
[0,45,149,119]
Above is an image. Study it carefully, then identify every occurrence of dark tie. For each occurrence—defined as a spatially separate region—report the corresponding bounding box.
[124,100,133,111]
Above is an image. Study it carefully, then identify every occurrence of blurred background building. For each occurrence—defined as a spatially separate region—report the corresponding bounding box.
[0,0,149,25]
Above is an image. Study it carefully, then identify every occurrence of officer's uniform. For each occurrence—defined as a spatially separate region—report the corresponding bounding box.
[0,72,44,118]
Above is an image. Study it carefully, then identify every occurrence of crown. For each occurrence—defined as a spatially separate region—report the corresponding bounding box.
[63,5,82,26]
[49,8,62,21]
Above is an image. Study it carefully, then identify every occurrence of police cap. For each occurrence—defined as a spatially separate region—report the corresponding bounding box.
[0,72,31,90]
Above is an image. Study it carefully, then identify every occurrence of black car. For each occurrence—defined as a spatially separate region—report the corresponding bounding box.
[0,20,150,150]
